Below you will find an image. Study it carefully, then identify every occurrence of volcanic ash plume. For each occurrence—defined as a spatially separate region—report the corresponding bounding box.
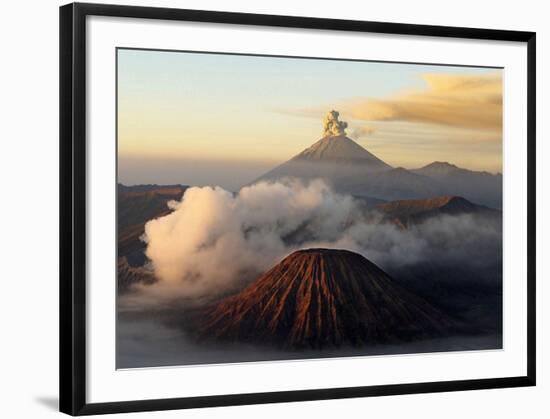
[323,110,348,137]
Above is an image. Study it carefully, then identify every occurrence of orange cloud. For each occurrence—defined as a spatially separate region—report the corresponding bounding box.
[344,73,502,133]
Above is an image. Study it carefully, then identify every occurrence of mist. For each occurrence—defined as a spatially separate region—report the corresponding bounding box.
[118,156,280,192]
[133,179,501,304]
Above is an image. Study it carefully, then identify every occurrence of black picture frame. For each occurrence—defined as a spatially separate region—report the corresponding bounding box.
[59,2,536,416]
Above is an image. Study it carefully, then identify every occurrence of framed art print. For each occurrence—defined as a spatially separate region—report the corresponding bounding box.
[59,2,536,415]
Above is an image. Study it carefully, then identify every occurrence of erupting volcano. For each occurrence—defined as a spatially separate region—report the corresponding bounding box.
[254,110,502,207]
[202,248,456,349]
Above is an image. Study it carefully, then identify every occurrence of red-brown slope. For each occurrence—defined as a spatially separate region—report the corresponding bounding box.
[118,184,186,266]
[376,195,499,229]
[202,249,455,348]
[377,195,475,214]
[117,257,156,292]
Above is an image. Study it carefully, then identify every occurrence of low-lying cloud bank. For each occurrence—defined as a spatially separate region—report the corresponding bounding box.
[137,179,501,302]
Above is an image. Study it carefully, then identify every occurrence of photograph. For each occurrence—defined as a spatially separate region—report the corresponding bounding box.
[116,48,504,368]
[0,0,542,417]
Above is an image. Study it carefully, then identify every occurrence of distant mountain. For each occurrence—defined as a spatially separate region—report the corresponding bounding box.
[293,134,392,168]
[256,135,441,200]
[257,135,390,181]
[412,162,502,209]
[254,111,501,208]
[202,248,457,348]
[255,137,501,208]
[357,167,441,201]
[118,184,187,229]
[376,195,500,228]
[118,184,187,266]
[117,183,185,194]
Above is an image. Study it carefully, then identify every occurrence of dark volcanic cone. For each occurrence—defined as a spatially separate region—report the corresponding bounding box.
[202,248,456,349]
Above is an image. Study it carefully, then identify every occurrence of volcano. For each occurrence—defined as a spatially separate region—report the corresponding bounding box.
[255,134,441,200]
[253,110,502,207]
[202,248,456,348]
[287,134,391,168]
[254,111,440,201]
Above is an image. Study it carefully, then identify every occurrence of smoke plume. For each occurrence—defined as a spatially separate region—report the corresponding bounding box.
[322,110,348,137]
[142,180,356,300]
[137,179,501,302]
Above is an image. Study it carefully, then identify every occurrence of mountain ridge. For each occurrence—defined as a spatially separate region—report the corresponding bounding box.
[118,183,187,266]
[376,195,500,229]
[411,162,502,209]
[254,131,501,208]
[414,161,500,177]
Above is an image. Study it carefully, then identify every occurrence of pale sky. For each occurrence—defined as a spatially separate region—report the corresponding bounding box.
[118,48,502,190]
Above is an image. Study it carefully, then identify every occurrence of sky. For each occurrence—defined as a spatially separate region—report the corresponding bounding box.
[118,48,502,190]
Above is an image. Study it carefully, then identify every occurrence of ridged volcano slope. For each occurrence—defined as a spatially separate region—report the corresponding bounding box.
[202,249,455,348]
[375,195,500,229]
